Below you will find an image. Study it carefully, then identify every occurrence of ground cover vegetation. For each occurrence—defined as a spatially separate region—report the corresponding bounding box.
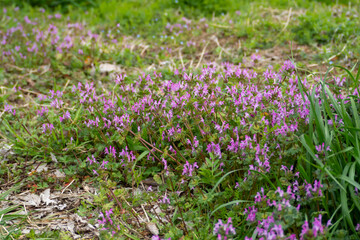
[0,0,360,239]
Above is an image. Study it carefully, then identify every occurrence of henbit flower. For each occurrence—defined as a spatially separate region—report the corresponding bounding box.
[87,155,97,165]
[100,160,109,169]
[304,180,323,197]
[300,215,330,240]
[98,212,106,225]
[207,142,222,158]
[105,208,114,225]
[159,194,170,204]
[41,123,54,134]
[60,111,71,122]
[152,236,171,240]
[244,206,257,222]
[315,143,331,153]
[356,223,360,232]
[162,158,169,175]
[182,161,199,177]
[272,224,284,237]
[334,77,346,87]
[105,145,116,158]
[4,103,16,116]
[213,218,236,239]
[312,215,325,237]
[115,73,126,84]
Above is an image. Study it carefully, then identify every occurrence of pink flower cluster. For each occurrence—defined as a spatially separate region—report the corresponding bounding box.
[213,217,236,240]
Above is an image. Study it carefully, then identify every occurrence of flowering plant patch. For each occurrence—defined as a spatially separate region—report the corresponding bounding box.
[2,56,360,238]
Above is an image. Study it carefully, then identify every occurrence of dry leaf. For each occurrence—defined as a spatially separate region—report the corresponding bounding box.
[0,143,13,162]
[90,65,96,76]
[38,64,50,75]
[99,63,121,73]
[54,169,66,178]
[55,204,67,210]
[146,222,159,235]
[50,153,58,163]
[19,193,41,206]
[40,189,56,205]
[35,163,48,173]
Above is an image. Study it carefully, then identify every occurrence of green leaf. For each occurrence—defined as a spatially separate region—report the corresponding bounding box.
[210,199,251,217]
[0,205,21,216]
[339,175,360,190]
[132,150,149,171]
[73,105,83,123]
[153,174,163,185]
[334,65,357,87]
[249,170,277,190]
[1,119,27,146]
[210,169,240,194]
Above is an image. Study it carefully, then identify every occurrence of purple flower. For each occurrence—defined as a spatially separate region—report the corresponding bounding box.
[312,215,325,237]
[162,158,169,175]
[213,218,236,239]
[152,236,171,240]
[300,215,329,240]
[207,142,222,158]
[356,223,360,232]
[182,161,199,177]
[4,103,16,116]
[87,155,97,165]
[105,208,113,225]
[60,111,71,122]
[105,145,116,158]
[275,187,284,197]
[334,77,346,87]
[100,160,109,169]
[98,212,106,225]
[244,206,257,222]
[272,224,284,237]
[41,123,54,134]
[115,73,126,84]
[159,194,170,204]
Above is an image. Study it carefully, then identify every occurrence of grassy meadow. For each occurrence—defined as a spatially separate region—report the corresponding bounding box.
[0,0,360,239]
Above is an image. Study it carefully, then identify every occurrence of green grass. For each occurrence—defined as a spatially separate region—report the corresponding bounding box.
[298,64,360,234]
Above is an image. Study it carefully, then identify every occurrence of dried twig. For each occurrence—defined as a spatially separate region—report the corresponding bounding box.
[196,41,209,69]
[179,49,185,69]
[61,179,75,194]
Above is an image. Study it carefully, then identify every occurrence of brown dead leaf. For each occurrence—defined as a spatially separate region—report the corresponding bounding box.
[99,63,121,73]
[40,189,56,205]
[146,222,159,236]
[18,193,41,206]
